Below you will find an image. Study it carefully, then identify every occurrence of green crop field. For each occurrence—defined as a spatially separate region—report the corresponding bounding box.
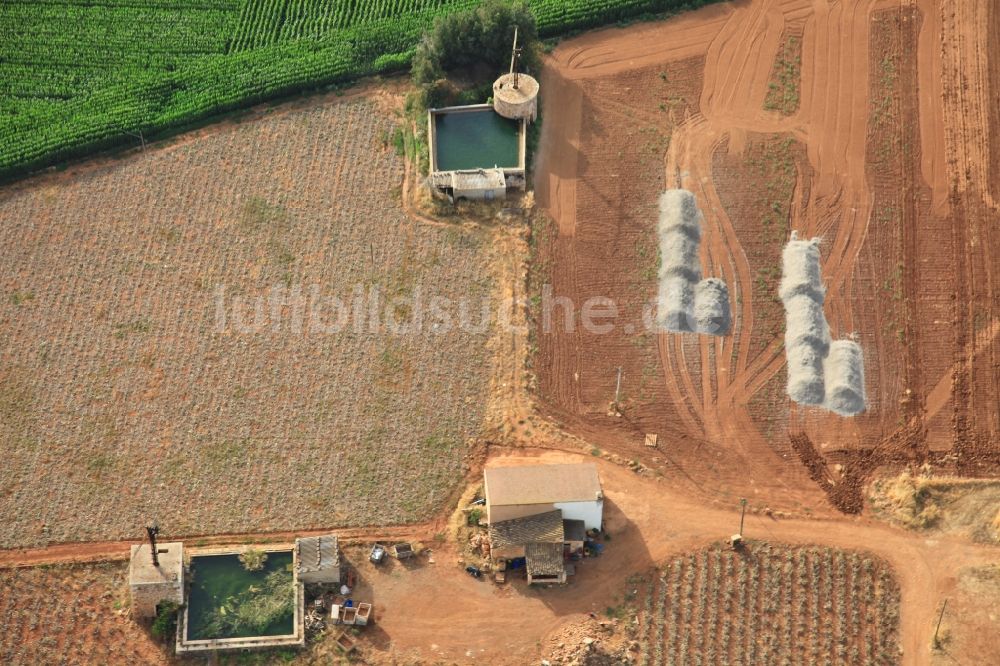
[0,0,715,181]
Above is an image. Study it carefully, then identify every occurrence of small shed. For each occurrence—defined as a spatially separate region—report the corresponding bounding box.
[129,542,184,618]
[295,535,340,585]
[525,542,566,585]
[451,168,507,201]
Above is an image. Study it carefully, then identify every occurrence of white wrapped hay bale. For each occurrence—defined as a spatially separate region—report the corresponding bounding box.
[783,294,830,356]
[779,233,825,303]
[785,343,826,405]
[657,189,702,240]
[658,231,702,282]
[694,278,731,336]
[824,340,866,416]
[657,275,695,333]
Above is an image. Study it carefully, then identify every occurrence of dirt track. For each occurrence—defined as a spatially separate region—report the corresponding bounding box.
[533,0,1000,515]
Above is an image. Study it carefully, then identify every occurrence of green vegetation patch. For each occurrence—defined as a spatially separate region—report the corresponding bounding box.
[763,34,802,116]
[0,0,723,181]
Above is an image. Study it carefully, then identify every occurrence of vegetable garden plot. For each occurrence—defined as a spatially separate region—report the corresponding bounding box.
[634,541,901,666]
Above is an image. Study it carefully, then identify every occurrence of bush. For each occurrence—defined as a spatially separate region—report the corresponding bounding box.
[151,601,179,640]
[467,508,483,526]
[239,548,268,572]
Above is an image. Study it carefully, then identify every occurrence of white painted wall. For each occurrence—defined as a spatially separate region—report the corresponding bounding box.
[554,500,603,531]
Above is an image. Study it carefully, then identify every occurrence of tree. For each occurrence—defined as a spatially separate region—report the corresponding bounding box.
[412,0,540,87]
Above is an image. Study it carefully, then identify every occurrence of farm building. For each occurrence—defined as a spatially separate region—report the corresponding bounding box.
[484,463,603,529]
[295,534,341,585]
[489,509,564,561]
[128,542,184,618]
[484,463,603,585]
[524,542,566,585]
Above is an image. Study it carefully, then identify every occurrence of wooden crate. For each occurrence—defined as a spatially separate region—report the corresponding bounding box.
[644,433,658,448]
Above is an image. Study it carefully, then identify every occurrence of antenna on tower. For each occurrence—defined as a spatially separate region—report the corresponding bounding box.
[146,523,160,567]
[509,26,523,89]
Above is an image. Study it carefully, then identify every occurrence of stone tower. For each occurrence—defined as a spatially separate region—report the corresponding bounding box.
[493,72,539,122]
[129,542,184,618]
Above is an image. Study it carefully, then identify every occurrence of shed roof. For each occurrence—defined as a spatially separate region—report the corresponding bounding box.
[489,510,564,550]
[451,168,506,191]
[526,542,565,576]
[563,519,587,543]
[485,463,602,506]
[295,535,340,574]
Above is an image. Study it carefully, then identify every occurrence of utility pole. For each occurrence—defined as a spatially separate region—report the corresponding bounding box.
[933,599,948,647]
[614,367,623,410]
[509,27,522,89]
[731,498,747,550]
[146,523,160,567]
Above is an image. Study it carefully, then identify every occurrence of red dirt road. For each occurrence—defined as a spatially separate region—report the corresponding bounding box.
[533,0,1000,515]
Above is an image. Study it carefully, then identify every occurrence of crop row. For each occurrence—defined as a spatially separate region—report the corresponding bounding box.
[0,0,721,181]
[635,541,901,665]
[0,563,165,665]
[230,0,477,51]
[0,2,236,107]
[0,96,496,548]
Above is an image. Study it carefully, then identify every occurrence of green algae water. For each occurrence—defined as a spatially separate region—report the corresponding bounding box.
[186,551,295,640]
[434,109,520,171]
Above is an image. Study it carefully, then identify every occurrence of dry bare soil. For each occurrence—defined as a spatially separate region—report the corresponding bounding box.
[0,562,169,665]
[931,564,1000,665]
[533,0,1000,515]
[0,92,500,548]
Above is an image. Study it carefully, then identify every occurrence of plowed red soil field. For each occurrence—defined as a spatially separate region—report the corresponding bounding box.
[534,0,1000,515]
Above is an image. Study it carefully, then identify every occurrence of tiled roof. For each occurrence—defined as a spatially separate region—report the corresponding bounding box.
[296,535,339,574]
[526,542,564,576]
[489,510,564,550]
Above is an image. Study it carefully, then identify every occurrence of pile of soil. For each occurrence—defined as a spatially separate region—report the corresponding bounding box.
[541,615,637,665]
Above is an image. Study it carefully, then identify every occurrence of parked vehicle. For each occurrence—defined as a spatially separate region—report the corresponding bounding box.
[370,544,386,565]
[465,565,482,578]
